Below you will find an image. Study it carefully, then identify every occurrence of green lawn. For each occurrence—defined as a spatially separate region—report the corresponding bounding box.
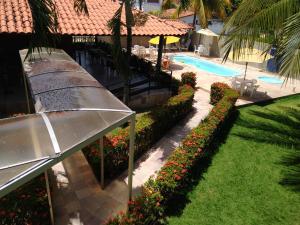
[168,95,300,225]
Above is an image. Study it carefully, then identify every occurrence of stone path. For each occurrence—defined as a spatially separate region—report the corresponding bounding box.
[50,88,212,225]
[49,152,128,225]
[122,89,212,190]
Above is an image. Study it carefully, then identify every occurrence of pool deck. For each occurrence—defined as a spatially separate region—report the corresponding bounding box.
[169,52,299,106]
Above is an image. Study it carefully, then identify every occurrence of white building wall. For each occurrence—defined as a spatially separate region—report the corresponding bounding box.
[138,0,163,12]
[142,3,161,12]
[180,16,224,34]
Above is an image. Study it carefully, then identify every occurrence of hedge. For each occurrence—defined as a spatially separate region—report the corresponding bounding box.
[105,84,239,225]
[181,72,196,89]
[210,82,231,105]
[83,84,195,180]
[0,175,50,225]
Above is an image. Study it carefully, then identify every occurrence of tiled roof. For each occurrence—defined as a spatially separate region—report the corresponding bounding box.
[0,0,185,36]
[160,8,194,19]
[164,19,192,31]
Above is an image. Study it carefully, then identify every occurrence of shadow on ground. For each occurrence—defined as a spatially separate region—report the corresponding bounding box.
[165,110,239,217]
[233,104,300,193]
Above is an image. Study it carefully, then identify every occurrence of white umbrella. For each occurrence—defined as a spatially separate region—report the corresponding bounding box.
[197,29,218,37]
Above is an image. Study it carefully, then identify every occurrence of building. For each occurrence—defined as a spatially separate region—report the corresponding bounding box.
[160,9,224,34]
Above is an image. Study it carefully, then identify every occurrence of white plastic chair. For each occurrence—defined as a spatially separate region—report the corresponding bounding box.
[194,45,200,54]
[231,77,241,90]
[246,79,259,97]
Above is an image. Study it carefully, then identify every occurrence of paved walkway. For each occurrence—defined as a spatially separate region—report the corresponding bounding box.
[50,88,212,225]
[122,89,212,190]
[49,152,128,225]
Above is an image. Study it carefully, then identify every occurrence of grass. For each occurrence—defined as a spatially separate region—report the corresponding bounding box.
[167,95,300,225]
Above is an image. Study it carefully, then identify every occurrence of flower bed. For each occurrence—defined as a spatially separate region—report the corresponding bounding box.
[0,175,50,225]
[83,84,195,180]
[105,84,239,225]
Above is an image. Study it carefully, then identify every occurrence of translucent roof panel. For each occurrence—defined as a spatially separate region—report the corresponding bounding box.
[29,71,102,94]
[0,160,47,189]
[19,48,131,113]
[0,114,55,169]
[46,110,129,152]
[0,48,134,198]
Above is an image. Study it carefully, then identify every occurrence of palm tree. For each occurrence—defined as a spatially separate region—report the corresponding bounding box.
[109,0,136,104]
[176,0,231,28]
[221,0,300,81]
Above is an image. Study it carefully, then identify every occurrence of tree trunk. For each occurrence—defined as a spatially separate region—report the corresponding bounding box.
[192,12,197,29]
[156,35,164,74]
[123,0,133,105]
[123,25,132,104]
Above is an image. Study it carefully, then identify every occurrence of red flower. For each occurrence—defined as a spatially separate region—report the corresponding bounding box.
[174,174,182,180]
[181,169,187,174]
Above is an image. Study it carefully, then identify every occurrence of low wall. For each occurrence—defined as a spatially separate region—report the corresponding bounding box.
[128,89,171,110]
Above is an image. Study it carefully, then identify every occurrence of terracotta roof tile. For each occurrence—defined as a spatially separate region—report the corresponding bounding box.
[0,0,185,36]
[160,8,194,19]
[164,19,192,31]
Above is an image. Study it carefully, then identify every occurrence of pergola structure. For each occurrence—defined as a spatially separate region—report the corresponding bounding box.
[0,48,136,224]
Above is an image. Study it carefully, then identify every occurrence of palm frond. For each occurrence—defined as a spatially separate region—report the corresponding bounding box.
[108,3,131,78]
[74,0,89,15]
[196,0,206,27]
[27,0,59,59]
[221,0,300,62]
[278,12,300,82]
[178,0,190,11]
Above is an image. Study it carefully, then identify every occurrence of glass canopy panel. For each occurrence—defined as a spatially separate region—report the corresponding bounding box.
[0,160,47,189]
[35,87,131,112]
[0,115,55,169]
[29,71,102,95]
[46,110,129,152]
[25,60,83,77]
[20,50,73,62]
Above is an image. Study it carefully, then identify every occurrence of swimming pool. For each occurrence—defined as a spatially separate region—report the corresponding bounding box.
[173,55,241,77]
[258,76,283,84]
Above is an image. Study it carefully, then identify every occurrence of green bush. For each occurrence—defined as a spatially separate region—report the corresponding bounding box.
[104,85,239,225]
[210,82,233,105]
[0,175,50,225]
[83,84,195,180]
[181,72,196,88]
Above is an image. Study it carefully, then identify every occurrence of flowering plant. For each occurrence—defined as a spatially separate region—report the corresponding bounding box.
[104,85,238,224]
[83,84,195,180]
[181,72,197,89]
[210,82,235,105]
[0,175,50,225]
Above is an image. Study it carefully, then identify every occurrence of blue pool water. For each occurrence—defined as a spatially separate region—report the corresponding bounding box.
[173,55,241,77]
[258,76,283,84]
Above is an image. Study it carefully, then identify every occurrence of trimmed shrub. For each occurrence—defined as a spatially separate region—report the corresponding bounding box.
[210,82,232,105]
[83,84,195,180]
[105,85,239,225]
[181,72,196,89]
[0,175,50,225]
